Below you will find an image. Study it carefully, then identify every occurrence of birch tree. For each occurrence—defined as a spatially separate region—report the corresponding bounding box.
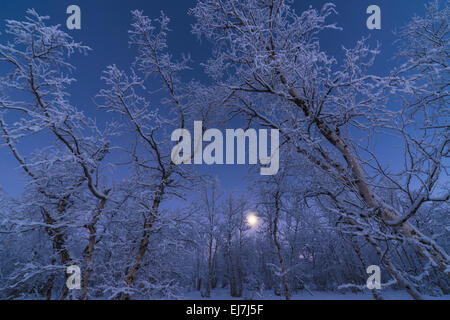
[0,10,114,299]
[96,10,197,299]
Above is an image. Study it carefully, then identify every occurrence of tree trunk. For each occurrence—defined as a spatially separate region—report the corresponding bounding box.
[80,191,110,300]
[122,183,164,299]
[273,191,291,300]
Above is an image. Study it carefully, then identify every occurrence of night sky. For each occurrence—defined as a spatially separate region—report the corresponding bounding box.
[0,0,431,197]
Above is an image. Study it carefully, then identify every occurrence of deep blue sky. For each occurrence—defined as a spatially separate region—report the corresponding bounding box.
[0,0,431,197]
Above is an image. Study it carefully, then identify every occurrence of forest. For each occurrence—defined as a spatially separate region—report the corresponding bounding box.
[0,0,448,300]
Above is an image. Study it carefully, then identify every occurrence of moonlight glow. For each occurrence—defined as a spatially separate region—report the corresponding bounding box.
[247,213,258,227]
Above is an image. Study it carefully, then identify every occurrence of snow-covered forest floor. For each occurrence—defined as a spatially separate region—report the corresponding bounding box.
[181,289,450,300]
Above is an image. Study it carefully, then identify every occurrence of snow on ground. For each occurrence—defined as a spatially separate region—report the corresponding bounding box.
[181,288,450,300]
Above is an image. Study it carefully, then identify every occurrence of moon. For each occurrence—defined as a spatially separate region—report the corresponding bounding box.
[247,213,258,227]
